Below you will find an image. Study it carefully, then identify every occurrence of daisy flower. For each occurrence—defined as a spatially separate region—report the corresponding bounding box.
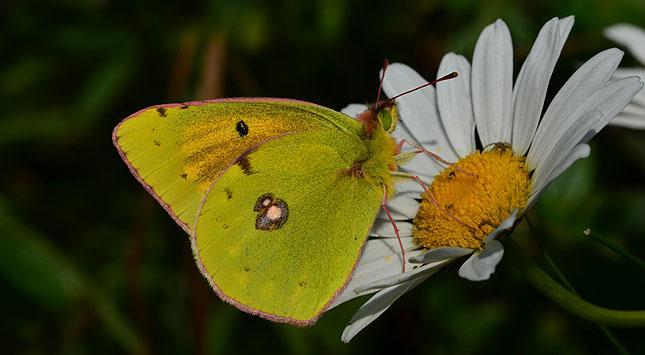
[334,16,643,342]
[604,23,645,128]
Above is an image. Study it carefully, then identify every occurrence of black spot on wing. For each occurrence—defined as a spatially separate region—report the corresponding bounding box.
[153,140,161,146]
[224,187,233,200]
[156,107,167,117]
[236,120,249,138]
[180,173,187,179]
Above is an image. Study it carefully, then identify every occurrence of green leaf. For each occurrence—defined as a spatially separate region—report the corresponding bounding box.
[0,199,145,354]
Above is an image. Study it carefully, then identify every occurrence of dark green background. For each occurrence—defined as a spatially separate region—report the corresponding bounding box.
[2,0,645,354]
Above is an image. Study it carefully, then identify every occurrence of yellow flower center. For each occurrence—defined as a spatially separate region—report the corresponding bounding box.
[413,144,530,250]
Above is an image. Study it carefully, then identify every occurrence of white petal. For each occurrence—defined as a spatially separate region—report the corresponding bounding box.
[369,220,413,237]
[394,177,427,195]
[546,144,591,188]
[409,246,473,263]
[398,154,444,180]
[528,144,590,207]
[382,63,458,161]
[484,209,518,243]
[390,112,416,142]
[341,103,367,118]
[604,24,645,65]
[527,49,623,170]
[611,68,645,128]
[471,19,514,146]
[611,112,645,129]
[627,88,645,108]
[458,240,504,281]
[436,53,476,157]
[329,236,422,309]
[377,194,420,220]
[613,67,645,80]
[512,17,574,155]
[529,73,642,199]
[531,110,602,196]
[340,267,441,343]
[354,259,449,293]
[588,77,644,135]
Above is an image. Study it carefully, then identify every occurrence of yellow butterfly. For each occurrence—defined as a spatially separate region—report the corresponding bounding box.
[113,67,456,325]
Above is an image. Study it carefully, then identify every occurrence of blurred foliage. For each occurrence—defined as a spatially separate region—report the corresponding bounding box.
[1,0,645,354]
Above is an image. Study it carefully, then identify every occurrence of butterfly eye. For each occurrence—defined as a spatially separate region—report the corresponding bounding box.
[376,105,399,134]
[377,110,393,131]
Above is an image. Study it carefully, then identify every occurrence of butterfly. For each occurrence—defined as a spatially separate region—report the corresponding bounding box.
[112,65,457,325]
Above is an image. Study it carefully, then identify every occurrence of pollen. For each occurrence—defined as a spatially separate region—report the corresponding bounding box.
[413,144,529,250]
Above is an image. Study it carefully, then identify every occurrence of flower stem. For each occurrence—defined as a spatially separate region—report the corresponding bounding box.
[525,216,630,353]
[543,252,630,355]
[507,239,645,327]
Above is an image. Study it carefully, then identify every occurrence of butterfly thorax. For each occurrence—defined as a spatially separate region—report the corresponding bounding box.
[352,103,399,198]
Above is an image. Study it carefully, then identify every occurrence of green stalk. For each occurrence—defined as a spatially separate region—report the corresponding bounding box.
[507,239,645,327]
[524,216,629,353]
[543,253,629,355]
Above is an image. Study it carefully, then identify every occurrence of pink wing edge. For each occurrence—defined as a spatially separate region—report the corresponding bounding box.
[111,97,333,235]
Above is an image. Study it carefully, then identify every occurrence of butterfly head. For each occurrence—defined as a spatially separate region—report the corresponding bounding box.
[356,99,399,138]
[358,60,458,139]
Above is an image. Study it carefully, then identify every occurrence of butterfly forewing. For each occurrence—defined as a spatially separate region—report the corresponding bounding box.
[113,99,355,232]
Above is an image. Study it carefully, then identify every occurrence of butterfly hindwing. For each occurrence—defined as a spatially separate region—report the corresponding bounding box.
[193,129,384,324]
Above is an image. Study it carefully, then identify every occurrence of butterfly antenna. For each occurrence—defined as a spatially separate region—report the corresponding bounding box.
[375,59,390,104]
[389,71,458,101]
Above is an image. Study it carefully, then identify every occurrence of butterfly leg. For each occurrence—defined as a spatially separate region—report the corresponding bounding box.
[396,139,477,178]
[381,185,406,273]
